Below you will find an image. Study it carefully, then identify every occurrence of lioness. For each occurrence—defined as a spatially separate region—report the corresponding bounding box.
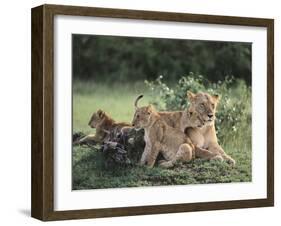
[185,91,236,165]
[134,93,235,165]
[132,98,221,168]
[75,109,131,144]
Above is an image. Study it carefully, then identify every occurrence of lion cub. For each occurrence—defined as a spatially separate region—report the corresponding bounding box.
[132,103,218,168]
[75,109,131,145]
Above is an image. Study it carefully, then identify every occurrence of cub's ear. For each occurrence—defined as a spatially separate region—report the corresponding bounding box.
[212,94,220,102]
[97,109,105,118]
[187,91,195,101]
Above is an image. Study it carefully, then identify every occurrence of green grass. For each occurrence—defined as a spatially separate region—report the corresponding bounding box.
[73,81,153,134]
[73,80,251,190]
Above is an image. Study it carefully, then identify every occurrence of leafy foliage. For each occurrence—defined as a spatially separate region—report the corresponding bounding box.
[145,73,251,142]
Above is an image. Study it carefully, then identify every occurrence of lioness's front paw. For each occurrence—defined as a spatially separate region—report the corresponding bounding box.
[227,158,236,166]
[159,161,174,169]
[211,155,223,161]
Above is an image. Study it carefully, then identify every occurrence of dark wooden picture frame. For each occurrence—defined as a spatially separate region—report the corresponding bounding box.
[31,4,274,221]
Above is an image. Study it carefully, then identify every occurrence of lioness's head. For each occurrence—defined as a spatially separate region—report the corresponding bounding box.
[187,91,219,126]
[132,95,157,128]
[88,109,106,128]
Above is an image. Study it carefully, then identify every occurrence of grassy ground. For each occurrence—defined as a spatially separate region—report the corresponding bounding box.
[72,81,251,190]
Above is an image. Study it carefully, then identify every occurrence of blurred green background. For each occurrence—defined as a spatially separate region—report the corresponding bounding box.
[72,35,251,85]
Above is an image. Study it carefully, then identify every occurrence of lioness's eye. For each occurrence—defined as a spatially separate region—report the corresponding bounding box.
[212,103,215,108]
[137,115,140,118]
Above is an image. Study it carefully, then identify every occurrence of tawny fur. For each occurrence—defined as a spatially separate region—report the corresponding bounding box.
[132,104,220,168]
[159,91,235,165]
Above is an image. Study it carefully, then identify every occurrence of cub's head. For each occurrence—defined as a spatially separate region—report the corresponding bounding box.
[132,105,155,128]
[187,91,220,126]
[132,95,156,128]
[88,109,106,128]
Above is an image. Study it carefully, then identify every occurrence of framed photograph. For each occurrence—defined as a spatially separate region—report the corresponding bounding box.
[31,4,274,221]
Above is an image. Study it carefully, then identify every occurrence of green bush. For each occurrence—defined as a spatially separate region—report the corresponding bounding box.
[73,35,252,84]
[145,73,251,142]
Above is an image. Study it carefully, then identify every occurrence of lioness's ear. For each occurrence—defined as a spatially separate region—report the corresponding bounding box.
[187,91,195,101]
[97,109,105,118]
[212,94,220,102]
